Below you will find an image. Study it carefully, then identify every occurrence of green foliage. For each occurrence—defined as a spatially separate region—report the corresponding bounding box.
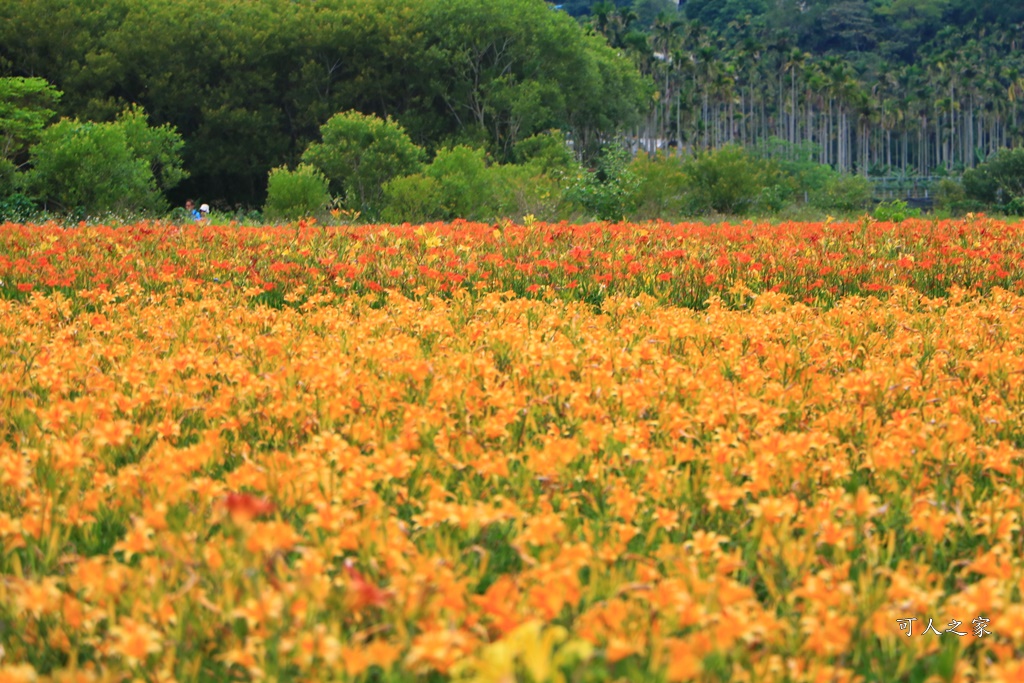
[962,165,998,205]
[873,199,921,222]
[382,145,567,223]
[934,177,966,210]
[115,105,188,193]
[0,158,15,197]
[0,192,37,222]
[26,119,153,216]
[302,110,424,216]
[513,131,577,174]
[562,144,639,220]
[424,146,495,220]
[963,148,1024,206]
[0,0,647,207]
[0,76,62,163]
[25,110,186,216]
[263,164,331,221]
[680,145,788,216]
[380,174,444,224]
[627,153,689,219]
[1006,197,1024,217]
[811,173,873,214]
[754,137,833,198]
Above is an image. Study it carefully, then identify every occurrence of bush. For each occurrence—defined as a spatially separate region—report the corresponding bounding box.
[425,146,496,219]
[263,164,331,220]
[561,144,639,221]
[753,137,832,200]
[963,148,1024,206]
[963,163,998,204]
[380,174,444,224]
[488,162,568,221]
[934,177,966,210]
[1005,196,1024,217]
[627,153,690,220]
[0,192,37,223]
[26,119,157,216]
[681,145,788,216]
[513,131,576,174]
[873,199,921,222]
[811,173,872,214]
[382,145,568,223]
[115,106,188,194]
[24,110,186,216]
[302,111,425,216]
[381,146,495,223]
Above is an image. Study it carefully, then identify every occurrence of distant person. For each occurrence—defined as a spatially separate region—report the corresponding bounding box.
[199,203,210,220]
[185,199,201,221]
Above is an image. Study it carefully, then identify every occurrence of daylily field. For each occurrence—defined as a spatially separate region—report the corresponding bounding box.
[3,217,1024,682]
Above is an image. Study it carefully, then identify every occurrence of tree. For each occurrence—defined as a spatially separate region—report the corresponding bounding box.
[115,105,188,193]
[301,110,425,215]
[963,148,1024,204]
[25,109,186,215]
[0,77,62,194]
[0,77,62,163]
[263,164,330,220]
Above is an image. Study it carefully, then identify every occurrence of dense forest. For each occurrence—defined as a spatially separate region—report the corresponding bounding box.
[568,0,1024,174]
[2,0,1024,215]
[0,0,647,207]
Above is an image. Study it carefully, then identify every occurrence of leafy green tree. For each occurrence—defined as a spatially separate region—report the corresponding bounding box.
[0,76,62,197]
[115,105,188,193]
[681,145,788,215]
[25,110,186,215]
[632,0,680,28]
[963,148,1024,205]
[382,145,566,222]
[811,173,872,213]
[301,110,425,216]
[25,119,154,215]
[0,77,62,164]
[562,144,639,220]
[263,164,330,220]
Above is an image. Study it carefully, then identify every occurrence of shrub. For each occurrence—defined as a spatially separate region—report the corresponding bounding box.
[561,144,639,221]
[381,145,568,223]
[380,174,444,224]
[753,137,832,200]
[0,192,37,222]
[873,199,921,222]
[964,148,1024,206]
[25,119,157,216]
[263,164,331,220]
[934,178,966,210]
[24,109,186,216]
[681,145,788,216]
[115,105,188,194]
[425,146,496,219]
[1006,196,1024,217]
[811,173,872,214]
[627,153,690,220]
[488,162,568,221]
[302,111,425,216]
[513,131,576,174]
[963,163,998,204]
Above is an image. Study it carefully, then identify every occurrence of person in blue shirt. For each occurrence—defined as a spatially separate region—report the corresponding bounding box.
[185,199,202,221]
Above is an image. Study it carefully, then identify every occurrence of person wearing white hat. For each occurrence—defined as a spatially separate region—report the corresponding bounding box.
[199,204,210,220]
